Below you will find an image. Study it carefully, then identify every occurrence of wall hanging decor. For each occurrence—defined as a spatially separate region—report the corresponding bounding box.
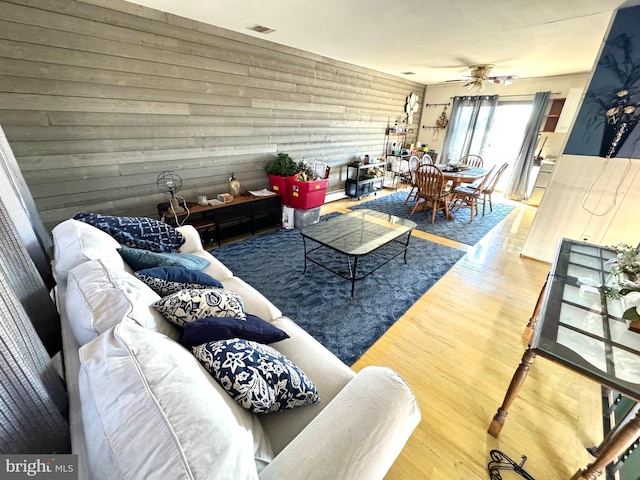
[565,5,640,159]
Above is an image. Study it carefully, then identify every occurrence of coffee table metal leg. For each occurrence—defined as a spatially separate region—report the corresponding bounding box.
[302,236,308,274]
[351,256,358,298]
[403,232,412,263]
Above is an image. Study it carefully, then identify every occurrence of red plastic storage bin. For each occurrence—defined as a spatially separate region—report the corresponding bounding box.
[288,178,329,209]
[268,174,295,206]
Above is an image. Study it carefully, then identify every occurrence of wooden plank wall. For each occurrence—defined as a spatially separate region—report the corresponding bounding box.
[0,0,424,230]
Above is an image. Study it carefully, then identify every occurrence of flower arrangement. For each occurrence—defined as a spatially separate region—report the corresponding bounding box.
[604,243,640,322]
[292,161,321,182]
[601,89,640,157]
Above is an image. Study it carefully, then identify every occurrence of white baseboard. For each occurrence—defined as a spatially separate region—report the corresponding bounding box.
[324,190,348,203]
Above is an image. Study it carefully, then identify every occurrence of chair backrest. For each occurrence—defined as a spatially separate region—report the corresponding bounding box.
[408,156,421,182]
[468,165,496,195]
[459,155,483,168]
[414,164,445,197]
[483,162,509,193]
[421,154,433,165]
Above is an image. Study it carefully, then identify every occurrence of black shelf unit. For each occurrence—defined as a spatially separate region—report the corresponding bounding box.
[345,160,385,200]
[383,128,407,155]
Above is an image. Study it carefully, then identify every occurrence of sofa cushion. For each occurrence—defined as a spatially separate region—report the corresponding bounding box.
[52,219,125,280]
[79,321,272,479]
[118,246,209,271]
[135,266,223,296]
[154,288,246,327]
[66,259,179,345]
[73,212,185,253]
[180,314,289,347]
[192,338,320,414]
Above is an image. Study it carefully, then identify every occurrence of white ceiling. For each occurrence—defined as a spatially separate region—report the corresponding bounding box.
[124,0,629,85]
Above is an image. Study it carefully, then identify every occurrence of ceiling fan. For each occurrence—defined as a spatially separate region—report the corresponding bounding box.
[447,64,518,93]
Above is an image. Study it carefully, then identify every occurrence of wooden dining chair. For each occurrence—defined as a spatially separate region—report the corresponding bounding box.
[459,155,484,168]
[450,165,495,222]
[479,162,509,216]
[404,156,422,204]
[421,153,433,165]
[410,165,451,223]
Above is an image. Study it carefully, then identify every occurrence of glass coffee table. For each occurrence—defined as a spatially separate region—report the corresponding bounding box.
[299,209,416,297]
[488,238,640,479]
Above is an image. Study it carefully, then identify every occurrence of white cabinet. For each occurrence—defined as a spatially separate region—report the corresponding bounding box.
[527,160,555,206]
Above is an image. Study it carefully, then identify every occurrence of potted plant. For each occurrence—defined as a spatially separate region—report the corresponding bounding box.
[265,153,298,177]
[265,153,298,205]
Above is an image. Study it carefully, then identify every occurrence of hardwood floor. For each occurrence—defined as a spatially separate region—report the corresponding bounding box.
[320,190,602,480]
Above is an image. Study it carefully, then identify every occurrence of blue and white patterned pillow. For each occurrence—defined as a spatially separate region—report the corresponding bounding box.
[74,212,185,253]
[135,266,223,296]
[192,338,320,413]
[153,288,246,327]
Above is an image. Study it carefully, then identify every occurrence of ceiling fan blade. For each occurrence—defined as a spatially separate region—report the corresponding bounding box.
[488,75,519,85]
[445,75,474,83]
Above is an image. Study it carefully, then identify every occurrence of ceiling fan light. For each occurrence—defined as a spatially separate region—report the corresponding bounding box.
[470,64,494,78]
[466,78,485,93]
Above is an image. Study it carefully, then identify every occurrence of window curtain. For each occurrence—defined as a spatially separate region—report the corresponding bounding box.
[440,95,499,163]
[0,125,53,289]
[506,91,551,200]
[0,199,70,454]
[0,124,60,355]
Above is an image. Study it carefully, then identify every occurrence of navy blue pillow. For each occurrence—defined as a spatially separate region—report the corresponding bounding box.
[117,247,209,271]
[181,314,289,346]
[74,212,185,253]
[135,266,223,296]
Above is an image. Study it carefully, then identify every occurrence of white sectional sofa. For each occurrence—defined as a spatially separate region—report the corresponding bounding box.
[52,218,421,480]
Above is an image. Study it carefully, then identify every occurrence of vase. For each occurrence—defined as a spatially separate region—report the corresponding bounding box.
[599,121,637,158]
[228,173,241,196]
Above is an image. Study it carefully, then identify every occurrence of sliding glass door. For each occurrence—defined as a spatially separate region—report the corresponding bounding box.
[482,101,534,191]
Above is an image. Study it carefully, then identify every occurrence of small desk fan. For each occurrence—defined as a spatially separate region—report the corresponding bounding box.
[157,170,185,214]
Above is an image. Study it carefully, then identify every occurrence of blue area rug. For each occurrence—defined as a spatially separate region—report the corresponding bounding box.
[349,191,515,245]
[211,216,465,365]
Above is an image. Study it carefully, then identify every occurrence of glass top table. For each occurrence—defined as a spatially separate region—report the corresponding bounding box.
[299,209,417,297]
[488,238,640,479]
[533,239,640,397]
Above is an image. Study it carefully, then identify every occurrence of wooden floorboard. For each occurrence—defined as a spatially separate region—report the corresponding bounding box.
[320,188,601,480]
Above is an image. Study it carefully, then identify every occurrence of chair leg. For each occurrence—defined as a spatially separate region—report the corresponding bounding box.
[431,201,437,223]
[409,199,421,216]
[404,187,415,204]
[470,199,475,222]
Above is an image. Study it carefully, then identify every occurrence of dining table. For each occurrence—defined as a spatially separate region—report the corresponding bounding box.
[440,165,489,188]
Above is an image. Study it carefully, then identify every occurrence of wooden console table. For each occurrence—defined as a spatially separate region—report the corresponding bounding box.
[488,238,640,480]
[158,194,281,246]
